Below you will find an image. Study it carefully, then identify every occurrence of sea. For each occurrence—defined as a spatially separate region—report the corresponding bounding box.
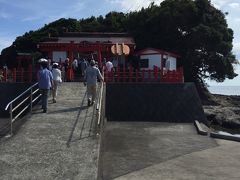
[208,86,240,96]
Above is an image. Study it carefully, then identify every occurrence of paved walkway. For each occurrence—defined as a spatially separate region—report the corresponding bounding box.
[102,122,240,180]
[0,82,100,179]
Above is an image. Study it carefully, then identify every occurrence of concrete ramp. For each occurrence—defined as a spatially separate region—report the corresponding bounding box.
[106,83,206,123]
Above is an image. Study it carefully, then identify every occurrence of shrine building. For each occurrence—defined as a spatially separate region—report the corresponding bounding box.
[38,32,136,67]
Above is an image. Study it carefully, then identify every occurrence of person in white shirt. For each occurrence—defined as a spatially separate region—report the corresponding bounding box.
[105,60,114,72]
[84,60,104,106]
[72,58,78,75]
[52,63,62,103]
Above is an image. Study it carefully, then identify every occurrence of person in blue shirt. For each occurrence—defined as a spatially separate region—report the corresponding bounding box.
[38,58,53,113]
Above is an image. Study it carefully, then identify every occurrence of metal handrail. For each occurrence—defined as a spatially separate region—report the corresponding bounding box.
[4,82,41,137]
[96,69,104,126]
[5,83,38,110]
[96,81,104,126]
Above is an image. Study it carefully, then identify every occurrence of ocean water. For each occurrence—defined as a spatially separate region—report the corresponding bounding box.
[208,86,240,96]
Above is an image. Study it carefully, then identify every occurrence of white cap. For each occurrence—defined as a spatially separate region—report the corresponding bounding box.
[53,62,58,66]
[38,58,48,63]
[90,60,95,66]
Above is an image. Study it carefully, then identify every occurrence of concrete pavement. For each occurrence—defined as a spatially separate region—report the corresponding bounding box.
[101,122,240,180]
[1,82,240,180]
[0,82,100,179]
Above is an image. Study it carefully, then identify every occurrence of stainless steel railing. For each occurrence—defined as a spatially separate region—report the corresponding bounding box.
[96,81,104,126]
[96,67,105,129]
[5,82,41,137]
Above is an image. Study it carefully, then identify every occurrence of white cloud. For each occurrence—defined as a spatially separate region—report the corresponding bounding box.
[212,0,240,9]
[211,0,232,9]
[0,34,14,54]
[106,0,163,12]
[233,42,240,59]
[229,2,240,8]
[19,1,87,23]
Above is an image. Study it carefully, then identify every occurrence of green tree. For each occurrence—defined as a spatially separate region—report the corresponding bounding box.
[126,0,237,85]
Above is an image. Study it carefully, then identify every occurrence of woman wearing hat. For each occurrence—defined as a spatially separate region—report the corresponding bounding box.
[52,63,62,103]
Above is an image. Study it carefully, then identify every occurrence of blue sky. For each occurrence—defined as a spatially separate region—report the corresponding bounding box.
[0,0,239,85]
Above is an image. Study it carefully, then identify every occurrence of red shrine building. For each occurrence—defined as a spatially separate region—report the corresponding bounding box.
[38,32,136,67]
[4,32,183,83]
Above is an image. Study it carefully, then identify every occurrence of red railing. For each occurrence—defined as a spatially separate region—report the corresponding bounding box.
[1,65,184,83]
[1,65,36,83]
[104,65,184,83]
[0,65,75,83]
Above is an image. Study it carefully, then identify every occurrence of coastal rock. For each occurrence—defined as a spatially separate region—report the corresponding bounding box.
[203,95,240,131]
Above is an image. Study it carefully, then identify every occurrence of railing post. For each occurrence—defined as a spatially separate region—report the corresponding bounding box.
[30,88,33,113]
[9,103,13,137]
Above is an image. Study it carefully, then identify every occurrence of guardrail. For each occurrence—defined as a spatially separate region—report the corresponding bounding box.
[96,67,105,128]
[104,66,184,83]
[5,82,41,137]
[96,81,104,127]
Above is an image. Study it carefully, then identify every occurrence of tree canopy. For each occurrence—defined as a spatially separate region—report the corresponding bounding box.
[0,0,237,86]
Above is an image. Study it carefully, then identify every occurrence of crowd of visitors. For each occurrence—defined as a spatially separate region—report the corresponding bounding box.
[37,57,104,112]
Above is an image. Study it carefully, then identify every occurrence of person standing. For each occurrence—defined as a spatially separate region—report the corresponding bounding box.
[52,63,62,103]
[63,58,69,81]
[81,58,88,77]
[72,58,78,74]
[38,58,53,113]
[105,59,114,72]
[84,60,104,106]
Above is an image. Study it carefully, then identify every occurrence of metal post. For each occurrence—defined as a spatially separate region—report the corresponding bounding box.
[10,103,13,136]
[30,88,33,113]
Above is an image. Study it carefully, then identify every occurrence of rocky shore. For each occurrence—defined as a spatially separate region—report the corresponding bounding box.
[202,94,240,134]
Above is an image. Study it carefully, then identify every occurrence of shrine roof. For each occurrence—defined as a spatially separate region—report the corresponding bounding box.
[40,32,135,45]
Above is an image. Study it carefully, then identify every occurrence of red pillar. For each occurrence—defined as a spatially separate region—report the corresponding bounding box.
[160,54,164,82]
[129,64,133,82]
[28,64,32,82]
[148,69,151,81]
[3,68,7,82]
[136,69,138,82]
[47,51,52,60]
[13,68,16,82]
[98,44,102,68]
[20,67,24,82]
[123,65,126,82]
[67,41,74,81]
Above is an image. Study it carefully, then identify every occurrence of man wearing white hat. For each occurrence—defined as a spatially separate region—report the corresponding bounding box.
[38,59,53,113]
